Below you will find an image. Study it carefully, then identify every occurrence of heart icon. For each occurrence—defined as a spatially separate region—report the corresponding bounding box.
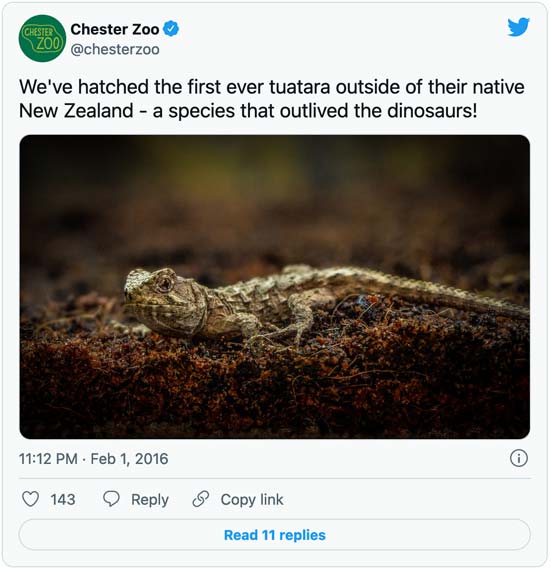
[22,491,39,507]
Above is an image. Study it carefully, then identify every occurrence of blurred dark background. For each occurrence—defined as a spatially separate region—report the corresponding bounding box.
[20,135,529,306]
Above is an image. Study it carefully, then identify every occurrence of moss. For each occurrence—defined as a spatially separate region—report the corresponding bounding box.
[20,293,528,438]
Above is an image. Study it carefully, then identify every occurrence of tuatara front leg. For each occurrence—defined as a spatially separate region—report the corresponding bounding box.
[225,313,263,338]
[288,288,337,345]
[252,288,337,346]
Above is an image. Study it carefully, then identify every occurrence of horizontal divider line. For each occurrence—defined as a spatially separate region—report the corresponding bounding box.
[18,476,532,480]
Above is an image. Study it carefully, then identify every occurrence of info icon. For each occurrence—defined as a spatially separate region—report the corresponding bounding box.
[510,449,528,467]
[19,15,66,62]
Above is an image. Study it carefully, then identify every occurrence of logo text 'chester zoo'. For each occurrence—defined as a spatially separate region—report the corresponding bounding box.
[19,15,66,62]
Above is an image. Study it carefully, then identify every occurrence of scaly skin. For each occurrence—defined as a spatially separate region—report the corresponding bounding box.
[123,265,529,343]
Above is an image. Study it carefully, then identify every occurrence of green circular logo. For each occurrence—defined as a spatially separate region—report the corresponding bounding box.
[19,15,66,62]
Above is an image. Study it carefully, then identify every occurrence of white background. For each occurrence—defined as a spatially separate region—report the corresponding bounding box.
[2,1,548,567]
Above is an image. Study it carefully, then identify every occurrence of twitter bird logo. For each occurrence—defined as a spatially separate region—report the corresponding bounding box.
[508,18,529,37]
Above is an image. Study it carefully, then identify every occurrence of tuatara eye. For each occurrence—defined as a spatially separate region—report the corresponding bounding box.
[156,276,174,294]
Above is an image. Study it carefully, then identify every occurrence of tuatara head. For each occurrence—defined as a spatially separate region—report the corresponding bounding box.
[124,268,208,337]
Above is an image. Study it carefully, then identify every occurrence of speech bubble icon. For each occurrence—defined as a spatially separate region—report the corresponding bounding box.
[103,490,120,507]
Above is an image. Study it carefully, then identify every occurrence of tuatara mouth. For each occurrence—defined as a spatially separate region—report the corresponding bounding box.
[123,303,199,338]
[124,303,178,309]
[124,303,191,317]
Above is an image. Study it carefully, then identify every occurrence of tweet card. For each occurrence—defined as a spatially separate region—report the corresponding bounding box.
[2,1,548,567]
